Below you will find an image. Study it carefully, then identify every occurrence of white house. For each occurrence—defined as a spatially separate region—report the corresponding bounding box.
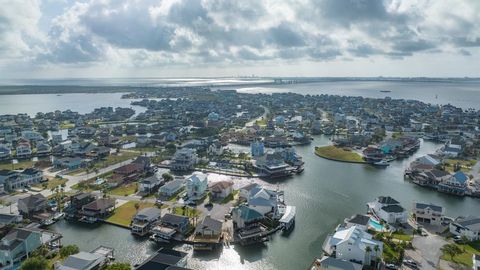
[186,173,208,200]
[367,196,408,224]
[207,140,224,156]
[247,185,279,216]
[16,142,32,158]
[309,256,362,270]
[473,254,480,270]
[210,181,233,199]
[323,225,383,266]
[412,202,444,226]
[449,216,480,241]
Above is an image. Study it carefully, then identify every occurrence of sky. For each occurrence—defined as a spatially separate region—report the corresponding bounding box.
[0,0,479,79]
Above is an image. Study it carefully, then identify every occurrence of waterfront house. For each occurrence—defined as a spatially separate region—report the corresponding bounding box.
[247,185,280,217]
[193,216,223,251]
[186,173,208,201]
[253,153,293,178]
[322,225,383,266]
[0,228,42,267]
[412,202,444,226]
[415,155,441,167]
[159,179,184,198]
[160,214,189,235]
[17,194,48,218]
[209,180,233,200]
[135,248,188,270]
[438,171,468,196]
[65,193,96,220]
[0,214,22,226]
[239,182,260,201]
[344,214,370,231]
[131,207,162,236]
[309,256,362,270]
[171,148,198,171]
[367,196,408,224]
[449,216,480,241]
[250,141,265,157]
[232,205,264,230]
[79,198,116,223]
[55,246,114,270]
[140,174,164,194]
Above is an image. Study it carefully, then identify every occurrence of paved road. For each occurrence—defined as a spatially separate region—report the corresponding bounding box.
[403,233,447,270]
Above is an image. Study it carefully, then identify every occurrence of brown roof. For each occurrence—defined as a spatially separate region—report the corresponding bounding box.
[210,181,233,192]
[82,198,115,211]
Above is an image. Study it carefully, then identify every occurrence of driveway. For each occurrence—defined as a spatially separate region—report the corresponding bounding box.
[403,233,447,270]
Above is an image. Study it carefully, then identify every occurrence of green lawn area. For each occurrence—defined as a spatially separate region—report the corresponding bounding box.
[441,241,480,267]
[108,182,138,196]
[93,151,141,169]
[443,159,477,173]
[59,121,75,129]
[314,145,366,163]
[33,177,67,190]
[132,147,158,152]
[172,206,201,217]
[255,118,267,126]
[0,160,35,170]
[106,201,155,227]
[383,242,402,264]
[392,232,413,242]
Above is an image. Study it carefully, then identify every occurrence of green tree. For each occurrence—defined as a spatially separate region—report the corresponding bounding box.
[60,244,80,258]
[162,173,173,182]
[441,243,462,261]
[20,257,48,270]
[105,263,131,270]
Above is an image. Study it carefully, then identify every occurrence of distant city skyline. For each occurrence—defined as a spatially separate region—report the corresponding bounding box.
[0,0,479,79]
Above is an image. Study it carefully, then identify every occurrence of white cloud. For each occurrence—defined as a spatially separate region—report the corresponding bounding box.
[0,0,479,78]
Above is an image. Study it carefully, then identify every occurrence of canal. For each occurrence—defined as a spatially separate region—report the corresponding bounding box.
[50,136,480,269]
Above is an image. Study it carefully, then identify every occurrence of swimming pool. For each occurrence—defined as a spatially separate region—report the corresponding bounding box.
[368,218,385,231]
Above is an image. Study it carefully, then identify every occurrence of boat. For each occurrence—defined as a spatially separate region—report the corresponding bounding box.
[373,160,390,167]
[149,234,170,243]
[380,90,391,93]
[53,212,65,221]
[279,206,296,232]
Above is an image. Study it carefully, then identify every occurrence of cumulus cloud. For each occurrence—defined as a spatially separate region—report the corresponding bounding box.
[0,0,479,72]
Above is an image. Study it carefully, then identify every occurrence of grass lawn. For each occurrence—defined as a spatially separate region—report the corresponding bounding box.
[34,177,67,190]
[392,232,413,242]
[0,160,35,170]
[441,241,480,267]
[383,242,402,263]
[108,182,138,196]
[93,151,141,169]
[255,118,267,126]
[106,201,155,227]
[59,121,75,129]
[132,147,158,152]
[314,145,366,163]
[443,159,477,173]
[172,206,201,217]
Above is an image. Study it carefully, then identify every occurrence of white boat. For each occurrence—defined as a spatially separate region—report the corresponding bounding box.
[373,160,390,167]
[53,212,65,221]
[279,206,296,231]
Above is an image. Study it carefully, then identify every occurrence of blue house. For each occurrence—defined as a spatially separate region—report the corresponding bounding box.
[438,171,468,196]
[0,228,42,266]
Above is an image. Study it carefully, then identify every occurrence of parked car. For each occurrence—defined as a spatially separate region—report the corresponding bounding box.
[385,263,398,269]
[205,202,213,208]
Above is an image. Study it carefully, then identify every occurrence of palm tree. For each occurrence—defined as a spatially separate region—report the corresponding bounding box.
[365,246,372,265]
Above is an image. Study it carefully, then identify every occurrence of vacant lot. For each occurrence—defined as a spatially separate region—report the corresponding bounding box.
[314,145,365,163]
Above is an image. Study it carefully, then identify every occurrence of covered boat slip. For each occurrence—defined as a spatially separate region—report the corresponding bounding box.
[279,206,296,231]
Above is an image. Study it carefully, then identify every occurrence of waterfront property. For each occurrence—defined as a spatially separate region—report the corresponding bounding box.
[437,171,469,196]
[412,202,444,226]
[367,196,408,225]
[449,216,480,241]
[171,148,198,171]
[322,225,383,266]
[79,198,116,223]
[344,214,370,231]
[131,207,162,236]
[65,193,96,220]
[309,256,362,270]
[135,248,188,270]
[193,216,223,251]
[0,228,42,267]
[160,213,190,235]
[55,246,115,270]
